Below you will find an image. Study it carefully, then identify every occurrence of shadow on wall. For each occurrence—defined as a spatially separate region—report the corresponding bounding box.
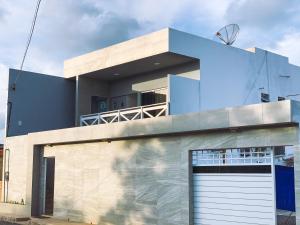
[95,104,291,225]
[96,122,188,225]
[56,199,84,223]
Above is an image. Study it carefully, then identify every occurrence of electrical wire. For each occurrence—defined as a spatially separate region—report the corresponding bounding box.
[243,51,268,104]
[266,52,270,94]
[12,0,42,89]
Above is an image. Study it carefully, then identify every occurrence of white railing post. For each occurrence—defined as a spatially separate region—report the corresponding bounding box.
[118,110,120,122]
[141,106,144,119]
[80,116,83,126]
[166,102,170,115]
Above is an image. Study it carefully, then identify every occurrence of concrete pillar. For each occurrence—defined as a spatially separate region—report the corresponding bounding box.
[75,76,79,126]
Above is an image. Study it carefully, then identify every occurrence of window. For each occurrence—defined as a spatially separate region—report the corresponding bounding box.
[110,93,138,111]
[110,95,126,111]
[261,93,270,102]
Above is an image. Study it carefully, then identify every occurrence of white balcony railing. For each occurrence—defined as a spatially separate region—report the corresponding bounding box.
[80,103,168,126]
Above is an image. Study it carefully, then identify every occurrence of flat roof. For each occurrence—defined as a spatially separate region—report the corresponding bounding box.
[64,27,299,79]
[64,28,171,78]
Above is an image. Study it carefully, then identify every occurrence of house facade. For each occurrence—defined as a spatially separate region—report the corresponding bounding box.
[1,28,300,225]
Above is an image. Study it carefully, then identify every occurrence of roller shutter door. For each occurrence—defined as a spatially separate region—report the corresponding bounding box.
[192,148,276,225]
[193,173,275,225]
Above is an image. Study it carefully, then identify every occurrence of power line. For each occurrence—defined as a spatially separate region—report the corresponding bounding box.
[243,51,268,104]
[12,0,42,90]
[265,52,270,94]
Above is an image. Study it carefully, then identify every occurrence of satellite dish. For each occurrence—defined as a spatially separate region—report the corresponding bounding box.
[215,24,240,45]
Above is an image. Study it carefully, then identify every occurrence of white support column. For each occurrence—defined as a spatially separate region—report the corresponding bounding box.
[271,148,277,225]
[75,76,79,126]
[294,144,300,225]
[39,157,47,215]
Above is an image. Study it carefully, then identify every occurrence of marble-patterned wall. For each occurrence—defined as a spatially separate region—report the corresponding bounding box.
[291,101,300,225]
[43,126,298,225]
[3,135,28,204]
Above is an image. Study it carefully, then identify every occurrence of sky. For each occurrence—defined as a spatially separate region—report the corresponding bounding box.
[0,0,299,142]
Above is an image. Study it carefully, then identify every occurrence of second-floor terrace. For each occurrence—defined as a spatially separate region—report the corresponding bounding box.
[5,29,201,137]
[64,29,202,127]
[75,52,200,126]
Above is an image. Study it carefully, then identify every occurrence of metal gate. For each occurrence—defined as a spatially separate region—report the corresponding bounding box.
[192,147,276,225]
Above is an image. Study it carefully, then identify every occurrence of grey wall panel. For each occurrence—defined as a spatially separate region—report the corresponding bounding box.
[169,29,300,111]
[109,61,199,97]
[7,69,75,137]
[168,75,200,115]
[77,76,109,122]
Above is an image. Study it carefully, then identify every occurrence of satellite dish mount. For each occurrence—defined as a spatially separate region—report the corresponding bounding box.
[215,24,240,45]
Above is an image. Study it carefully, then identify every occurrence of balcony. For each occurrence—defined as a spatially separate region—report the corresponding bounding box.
[80,103,168,126]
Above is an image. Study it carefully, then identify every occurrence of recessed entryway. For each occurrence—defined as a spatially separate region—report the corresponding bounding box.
[44,157,55,216]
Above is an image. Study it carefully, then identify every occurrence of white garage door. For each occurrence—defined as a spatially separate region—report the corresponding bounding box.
[192,148,276,225]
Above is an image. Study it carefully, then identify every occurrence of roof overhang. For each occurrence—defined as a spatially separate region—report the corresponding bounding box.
[78,52,198,81]
[64,28,198,80]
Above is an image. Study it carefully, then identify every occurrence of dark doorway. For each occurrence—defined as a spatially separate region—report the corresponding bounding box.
[141,89,167,117]
[141,89,167,106]
[45,158,55,215]
[141,92,156,106]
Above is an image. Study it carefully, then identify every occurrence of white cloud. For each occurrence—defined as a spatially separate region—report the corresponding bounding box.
[0,63,8,143]
[35,0,141,61]
[226,0,293,28]
[0,64,8,114]
[224,0,300,48]
[270,32,300,66]
[0,7,6,21]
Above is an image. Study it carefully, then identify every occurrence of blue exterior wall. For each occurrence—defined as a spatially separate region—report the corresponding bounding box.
[275,165,295,212]
[7,69,75,137]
